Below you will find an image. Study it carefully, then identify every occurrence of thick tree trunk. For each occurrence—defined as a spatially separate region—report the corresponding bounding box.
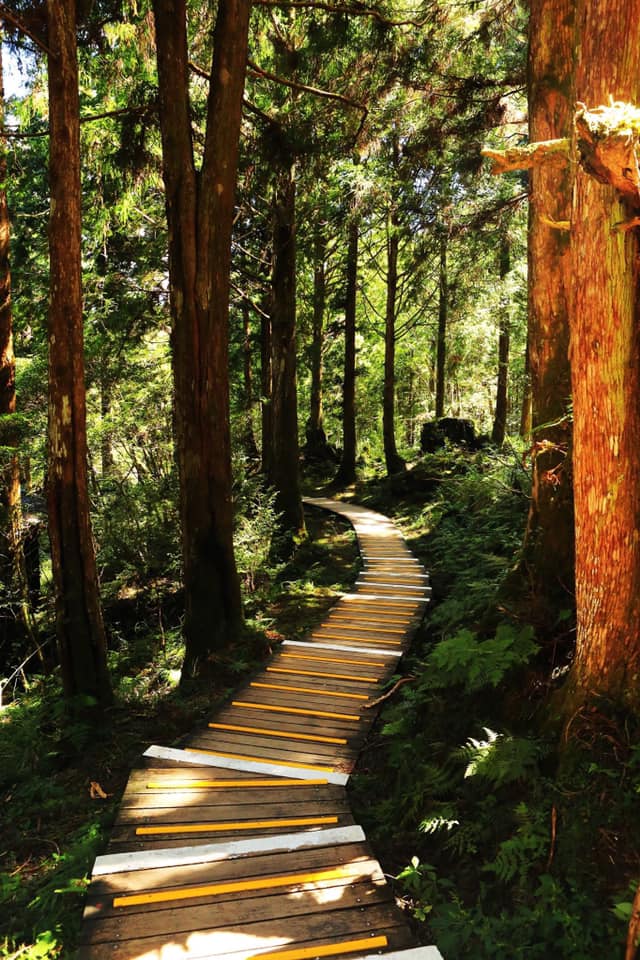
[491,233,510,445]
[153,0,247,680]
[567,0,640,710]
[0,39,38,660]
[47,0,111,707]
[269,163,305,535]
[383,207,406,476]
[435,229,447,420]
[305,227,328,454]
[335,215,358,485]
[520,0,575,616]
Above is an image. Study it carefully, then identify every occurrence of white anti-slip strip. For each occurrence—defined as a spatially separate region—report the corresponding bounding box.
[142,745,350,785]
[361,571,429,579]
[357,579,429,591]
[92,824,365,876]
[283,639,400,659]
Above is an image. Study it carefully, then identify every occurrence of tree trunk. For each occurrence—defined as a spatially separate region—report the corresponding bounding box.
[260,306,273,475]
[383,206,406,476]
[435,228,447,420]
[567,0,640,710]
[0,38,39,661]
[305,227,328,455]
[241,301,259,460]
[520,0,575,615]
[269,163,305,535]
[491,232,510,445]
[47,0,112,707]
[153,0,247,681]
[334,214,358,485]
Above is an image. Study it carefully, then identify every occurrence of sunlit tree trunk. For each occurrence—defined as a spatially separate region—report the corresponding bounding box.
[520,0,575,616]
[491,232,510,445]
[435,228,447,419]
[269,162,305,534]
[335,214,358,486]
[153,0,247,681]
[47,0,111,707]
[383,205,406,476]
[567,0,640,710]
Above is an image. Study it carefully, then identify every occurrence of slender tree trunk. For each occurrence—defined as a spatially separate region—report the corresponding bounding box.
[260,306,273,475]
[383,206,406,476]
[47,0,111,707]
[269,163,305,535]
[435,228,447,420]
[241,302,259,460]
[335,214,358,485]
[0,39,39,660]
[520,342,532,438]
[567,0,640,710]
[305,227,328,455]
[100,365,115,477]
[153,0,248,680]
[520,0,575,615]
[491,232,510,445]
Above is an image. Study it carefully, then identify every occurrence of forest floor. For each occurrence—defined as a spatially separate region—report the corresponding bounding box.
[2,450,640,959]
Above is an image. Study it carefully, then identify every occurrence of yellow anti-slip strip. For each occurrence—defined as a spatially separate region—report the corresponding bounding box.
[344,598,417,610]
[313,632,402,647]
[232,700,360,721]
[327,619,406,634]
[281,652,384,668]
[208,721,347,745]
[187,747,335,772]
[251,681,369,701]
[247,936,389,960]
[114,864,358,908]
[136,815,339,836]
[146,778,329,789]
[267,666,380,684]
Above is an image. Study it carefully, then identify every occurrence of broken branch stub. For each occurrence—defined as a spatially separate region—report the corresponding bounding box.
[481,138,570,175]
[575,101,640,209]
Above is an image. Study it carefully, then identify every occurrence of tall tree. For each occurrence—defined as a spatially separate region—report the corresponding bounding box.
[152,0,249,680]
[46,0,111,707]
[491,229,510,445]
[334,212,359,485]
[435,226,447,419]
[382,201,406,475]
[268,160,305,534]
[567,0,640,709]
[520,0,574,616]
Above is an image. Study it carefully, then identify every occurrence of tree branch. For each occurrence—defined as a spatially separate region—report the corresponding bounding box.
[482,138,570,175]
[253,0,429,27]
[1,102,156,139]
[0,3,53,57]
[247,58,366,117]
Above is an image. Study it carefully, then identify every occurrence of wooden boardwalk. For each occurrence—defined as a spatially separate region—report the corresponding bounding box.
[78,498,443,960]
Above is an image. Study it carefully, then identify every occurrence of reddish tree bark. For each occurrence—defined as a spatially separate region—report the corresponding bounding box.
[153,0,248,680]
[520,0,575,616]
[46,0,111,706]
[564,0,640,710]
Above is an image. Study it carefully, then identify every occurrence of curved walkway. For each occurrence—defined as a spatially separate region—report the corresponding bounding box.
[78,498,443,960]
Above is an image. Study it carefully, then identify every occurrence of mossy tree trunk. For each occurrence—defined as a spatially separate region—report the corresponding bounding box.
[268,162,305,535]
[335,214,358,486]
[47,0,111,707]
[567,0,640,710]
[519,0,575,620]
[153,0,247,681]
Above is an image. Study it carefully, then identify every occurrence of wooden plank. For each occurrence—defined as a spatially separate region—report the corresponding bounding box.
[77,900,410,960]
[116,797,350,825]
[265,665,381,684]
[187,732,356,767]
[142,745,350,783]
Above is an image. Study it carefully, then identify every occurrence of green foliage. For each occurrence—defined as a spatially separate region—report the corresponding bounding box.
[427,624,537,693]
